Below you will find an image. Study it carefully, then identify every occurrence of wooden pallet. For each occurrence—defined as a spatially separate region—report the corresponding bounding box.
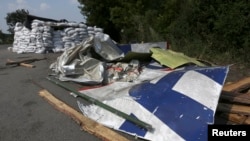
[215,77,250,124]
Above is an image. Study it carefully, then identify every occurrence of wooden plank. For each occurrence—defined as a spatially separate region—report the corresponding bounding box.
[217,103,250,115]
[243,117,250,124]
[39,89,129,141]
[223,77,250,92]
[220,91,250,105]
[7,59,35,68]
[6,57,46,65]
[214,115,238,125]
[219,113,248,124]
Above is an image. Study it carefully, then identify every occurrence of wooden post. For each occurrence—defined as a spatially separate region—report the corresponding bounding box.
[38,89,129,141]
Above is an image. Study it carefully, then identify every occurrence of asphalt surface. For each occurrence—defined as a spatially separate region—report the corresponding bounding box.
[0,44,143,141]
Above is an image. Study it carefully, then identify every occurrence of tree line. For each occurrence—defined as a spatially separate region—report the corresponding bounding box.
[0,9,28,44]
[3,1,249,63]
[78,0,249,63]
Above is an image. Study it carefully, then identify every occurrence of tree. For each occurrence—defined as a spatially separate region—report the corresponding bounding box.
[78,0,121,41]
[78,0,164,42]
[77,0,250,63]
[5,9,29,34]
[0,30,3,44]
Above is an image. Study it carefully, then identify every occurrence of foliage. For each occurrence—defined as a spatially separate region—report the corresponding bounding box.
[5,9,29,34]
[78,0,120,41]
[0,30,3,44]
[164,0,249,65]
[79,0,249,65]
[0,30,13,44]
[10,0,241,65]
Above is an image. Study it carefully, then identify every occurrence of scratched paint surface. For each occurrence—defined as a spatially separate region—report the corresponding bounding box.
[78,66,229,141]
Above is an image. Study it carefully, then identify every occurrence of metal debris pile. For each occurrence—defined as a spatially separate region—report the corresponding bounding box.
[6,14,243,141]
[47,32,230,141]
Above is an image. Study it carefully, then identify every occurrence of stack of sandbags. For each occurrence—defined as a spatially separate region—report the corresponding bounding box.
[42,25,53,52]
[12,20,53,54]
[12,19,104,54]
[60,23,89,49]
[12,22,23,53]
[39,21,104,52]
[30,20,50,53]
[32,20,54,53]
[12,22,31,54]
[62,27,77,49]
[52,30,64,52]
[52,23,103,52]
[30,20,44,53]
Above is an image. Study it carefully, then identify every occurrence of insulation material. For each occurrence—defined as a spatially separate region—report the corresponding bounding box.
[49,33,125,84]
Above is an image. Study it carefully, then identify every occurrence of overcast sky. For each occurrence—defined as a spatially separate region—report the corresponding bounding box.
[0,0,85,33]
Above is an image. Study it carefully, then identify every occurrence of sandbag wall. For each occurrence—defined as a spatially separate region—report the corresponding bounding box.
[12,19,103,54]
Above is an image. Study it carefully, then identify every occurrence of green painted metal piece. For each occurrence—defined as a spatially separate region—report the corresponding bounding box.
[46,77,154,132]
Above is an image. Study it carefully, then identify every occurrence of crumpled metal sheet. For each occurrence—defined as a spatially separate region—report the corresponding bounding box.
[50,33,124,84]
[94,32,124,61]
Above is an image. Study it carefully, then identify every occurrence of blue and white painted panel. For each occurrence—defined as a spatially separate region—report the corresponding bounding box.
[78,66,229,141]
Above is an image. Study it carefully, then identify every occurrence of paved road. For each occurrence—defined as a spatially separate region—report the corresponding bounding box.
[0,44,142,141]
